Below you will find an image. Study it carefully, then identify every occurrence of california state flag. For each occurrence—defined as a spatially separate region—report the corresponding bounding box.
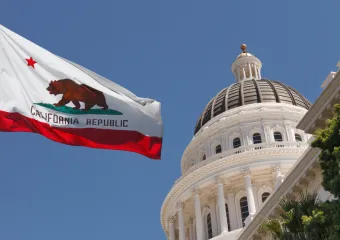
[0,25,163,159]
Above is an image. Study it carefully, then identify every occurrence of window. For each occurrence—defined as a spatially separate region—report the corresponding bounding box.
[207,213,213,239]
[262,192,270,202]
[295,133,302,142]
[253,133,262,144]
[233,137,241,148]
[240,197,249,226]
[202,154,206,161]
[215,144,222,154]
[225,204,231,230]
[274,132,283,142]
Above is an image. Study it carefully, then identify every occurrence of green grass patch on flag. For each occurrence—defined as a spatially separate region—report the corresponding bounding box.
[34,103,123,115]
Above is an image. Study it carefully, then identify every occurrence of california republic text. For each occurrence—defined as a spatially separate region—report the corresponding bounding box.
[31,106,129,128]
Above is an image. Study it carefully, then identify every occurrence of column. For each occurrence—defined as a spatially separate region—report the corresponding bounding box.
[168,216,176,240]
[241,168,256,218]
[284,123,294,142]
[264,125,273,142]
[177,202,186,240]
[238,67,242,81]
[227,192,238,230]
[240,127,249,146]
[208,196,218,237]
[242,67,246,80]
[257,67,261,79]
[193,187,204,240]
[235,69,239,82]
[253,185,259,210]
[254,65,259,79]
[215,176,229,233]
[273,164,284,190]
[188,218,194,240]
[248,63,252,79]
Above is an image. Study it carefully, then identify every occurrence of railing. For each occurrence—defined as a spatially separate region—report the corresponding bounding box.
[175,142,309,185]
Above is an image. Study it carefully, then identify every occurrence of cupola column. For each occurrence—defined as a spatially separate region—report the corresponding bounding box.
[176,202,186,240]
[254,64,259,79]
[208,196,218,237]
[257,67,261,79]
[241,168,257,220]
[248,63,252,79]
[193,187,204,240]
[168,216,176,240]
[215,176,229,233]
[242,67,246,81]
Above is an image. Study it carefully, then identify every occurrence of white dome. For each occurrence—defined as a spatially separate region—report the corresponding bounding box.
[160,46,312,240]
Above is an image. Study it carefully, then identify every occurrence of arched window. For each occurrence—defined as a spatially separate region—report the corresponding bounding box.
[233,137,241,148]
[202,154,206,161]
[225,204,231,230]
[253,133,262,144]
[215,145,222,154]
[262,192,270,202]
[207,213,213,239]
[274,132,283,142]
[240,197,249,226]
[295,133,302,142]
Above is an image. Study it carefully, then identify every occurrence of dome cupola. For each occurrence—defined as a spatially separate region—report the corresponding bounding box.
[231,44,262,82]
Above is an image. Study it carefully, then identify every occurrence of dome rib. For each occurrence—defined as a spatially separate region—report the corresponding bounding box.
[274,81,296,105]
[201,98,214,126]
[252,79,263,103]
[240,81,245,105]
[224,84,233,111]
[194,79,311,135]
[212,88,226,118]
[213,88,227,117]
[264,79,280,103]
[288,86,311,110]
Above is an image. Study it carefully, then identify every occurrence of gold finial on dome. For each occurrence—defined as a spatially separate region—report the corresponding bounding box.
[240,44,247,53]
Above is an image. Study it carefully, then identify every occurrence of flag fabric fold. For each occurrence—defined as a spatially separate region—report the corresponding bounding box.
[0,25,163,159]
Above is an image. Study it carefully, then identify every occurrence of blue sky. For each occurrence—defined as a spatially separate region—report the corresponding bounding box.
[0,1,339,239]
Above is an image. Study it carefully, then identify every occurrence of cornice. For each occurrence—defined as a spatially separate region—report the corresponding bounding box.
[297,70,340,133]
[181,142,308,177]
[160,146,307,232]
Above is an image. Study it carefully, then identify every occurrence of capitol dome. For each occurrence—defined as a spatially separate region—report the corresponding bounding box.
[161,45,312,240]
[194,79,312,134]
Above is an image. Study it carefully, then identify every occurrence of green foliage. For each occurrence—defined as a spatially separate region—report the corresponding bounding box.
[300,199,340,240]
[260,192,325,240]
[311,104,340,197]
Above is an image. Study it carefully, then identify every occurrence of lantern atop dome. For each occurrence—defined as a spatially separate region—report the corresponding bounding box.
[231,44,262,82]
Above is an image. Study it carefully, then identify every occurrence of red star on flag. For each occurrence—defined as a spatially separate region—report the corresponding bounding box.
[25,57,37,68]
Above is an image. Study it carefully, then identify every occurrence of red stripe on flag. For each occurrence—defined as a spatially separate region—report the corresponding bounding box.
[0,110,162,159]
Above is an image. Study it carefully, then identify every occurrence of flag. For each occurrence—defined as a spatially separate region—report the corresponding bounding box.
[0,25,163,159]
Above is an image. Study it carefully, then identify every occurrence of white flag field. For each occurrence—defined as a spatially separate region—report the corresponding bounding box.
[0,25,163,159]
